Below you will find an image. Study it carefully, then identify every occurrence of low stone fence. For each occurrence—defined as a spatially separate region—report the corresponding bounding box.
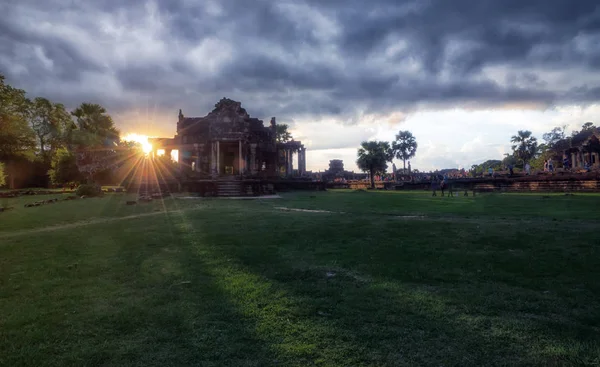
[397,174,600,193]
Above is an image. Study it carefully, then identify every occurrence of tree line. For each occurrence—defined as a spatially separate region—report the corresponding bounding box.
[356,130,418,188]
[0,73,136,189]
[471,123,599,175]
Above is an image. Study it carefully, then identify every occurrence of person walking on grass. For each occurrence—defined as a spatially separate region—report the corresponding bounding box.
[431,176,438,196]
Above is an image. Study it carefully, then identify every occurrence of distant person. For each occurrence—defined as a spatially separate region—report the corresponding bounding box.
[488,167,494,177]
[431,177,438,196]
[548,158,554,173]
[544,160,548,172]
[563,155,570,170]
[525,163,531,175]
[508,164,514,176]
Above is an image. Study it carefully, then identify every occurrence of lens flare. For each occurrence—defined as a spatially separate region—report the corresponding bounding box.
[123,133,153,154]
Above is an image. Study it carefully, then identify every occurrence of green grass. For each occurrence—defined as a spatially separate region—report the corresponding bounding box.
[1,190,599,366]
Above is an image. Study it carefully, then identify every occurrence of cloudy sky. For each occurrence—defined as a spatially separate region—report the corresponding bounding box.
[1,0,599,171]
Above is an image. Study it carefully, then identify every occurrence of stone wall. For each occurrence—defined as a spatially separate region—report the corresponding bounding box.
[397,175,600,193]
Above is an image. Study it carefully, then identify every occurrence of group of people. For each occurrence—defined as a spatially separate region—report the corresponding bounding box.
[543,158,555,173]
[430,174,451,196]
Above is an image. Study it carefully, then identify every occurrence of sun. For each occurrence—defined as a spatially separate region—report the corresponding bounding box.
[123,133,153,154]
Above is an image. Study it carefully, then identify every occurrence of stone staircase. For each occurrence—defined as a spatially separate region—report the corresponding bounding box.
[217,178,242,197]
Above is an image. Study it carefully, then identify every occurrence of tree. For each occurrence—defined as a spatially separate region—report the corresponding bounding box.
[392,131,417,170]
[470,160,502,176]
[510,130,538,167]
[29,97,72,162]
[0,74,37,188]
[501,153,517,168]
[275,124,292,143]
[582,122,595,131]
[542,126,566,147]
[0,74,36,161]
[70,103,120,182]
[71,103,119,147]
[356,141,393,189]
[48,148,81,185]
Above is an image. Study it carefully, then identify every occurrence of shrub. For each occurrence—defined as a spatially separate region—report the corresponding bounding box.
[0,162,5,187]
[49,148,82,185]
[76,184,102,197]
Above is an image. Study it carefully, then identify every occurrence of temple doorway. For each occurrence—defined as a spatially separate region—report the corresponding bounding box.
[219,142,239,175]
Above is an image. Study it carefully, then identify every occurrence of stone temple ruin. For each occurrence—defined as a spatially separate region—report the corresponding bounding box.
[147,98,316,196]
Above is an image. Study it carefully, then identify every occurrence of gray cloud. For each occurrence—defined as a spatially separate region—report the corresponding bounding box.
[1,0,599,131]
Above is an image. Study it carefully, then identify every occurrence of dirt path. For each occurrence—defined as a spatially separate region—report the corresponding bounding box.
[0,210,182,240]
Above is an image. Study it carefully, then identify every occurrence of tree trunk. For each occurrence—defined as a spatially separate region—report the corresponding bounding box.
[403,159,406,171]
[370,168,375,189]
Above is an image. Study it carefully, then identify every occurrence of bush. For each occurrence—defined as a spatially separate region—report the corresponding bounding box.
[0,162,5,187]
[75,184,102,197]
[49,148,82,185]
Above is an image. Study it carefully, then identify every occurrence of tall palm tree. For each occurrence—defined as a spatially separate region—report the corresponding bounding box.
[392,131,417,171]
[510,130,538,167]
[71,103,119,147]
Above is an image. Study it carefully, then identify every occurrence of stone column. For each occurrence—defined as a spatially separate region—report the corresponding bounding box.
[210,141,218,177]
[238,140,243,176]
[298,147,306,175]
[250,143,257,175]
[216,141,220,176]
[287,149,294,176]
[194,144,200,171]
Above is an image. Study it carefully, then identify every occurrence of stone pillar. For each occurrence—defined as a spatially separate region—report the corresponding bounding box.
[287,149,294,176]
[298,147,306,176]
[210,141,218,177]
[239,140,243,176]
[194,144,200,171]
[216,141,220,176]
[250,143,257,175]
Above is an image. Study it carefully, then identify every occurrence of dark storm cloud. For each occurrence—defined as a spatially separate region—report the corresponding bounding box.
[1,0,599,127]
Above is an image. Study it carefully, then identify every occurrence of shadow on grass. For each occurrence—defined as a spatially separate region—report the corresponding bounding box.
[0,211,282,367]
[96,210,284,366]
[180,208,600,366]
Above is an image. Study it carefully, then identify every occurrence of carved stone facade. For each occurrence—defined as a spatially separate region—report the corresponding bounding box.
[150,98,306,178]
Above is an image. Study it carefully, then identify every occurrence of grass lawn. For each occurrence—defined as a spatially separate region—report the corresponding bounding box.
[1,190,599,366]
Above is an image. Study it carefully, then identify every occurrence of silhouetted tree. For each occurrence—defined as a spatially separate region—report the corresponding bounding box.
[356,141,393,189]
[392,130,417,170]
[511,130,538,167]
[275,124,292,143]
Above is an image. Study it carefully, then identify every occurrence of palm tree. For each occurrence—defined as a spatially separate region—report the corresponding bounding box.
[71,103,119,146]
[356,141,393,188]
[392,131,417,171]
[510,130,538,167]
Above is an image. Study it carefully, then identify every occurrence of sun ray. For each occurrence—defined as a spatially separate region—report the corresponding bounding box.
[123,133,153,154]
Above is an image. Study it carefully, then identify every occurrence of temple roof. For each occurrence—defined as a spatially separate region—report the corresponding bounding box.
[176,98,275,141]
